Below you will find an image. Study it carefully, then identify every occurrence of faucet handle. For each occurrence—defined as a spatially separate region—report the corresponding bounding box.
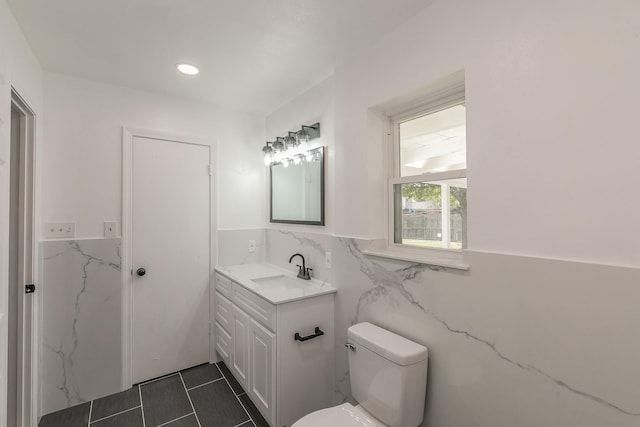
[295,265,313,280]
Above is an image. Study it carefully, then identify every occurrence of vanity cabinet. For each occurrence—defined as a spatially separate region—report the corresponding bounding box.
[248,318,276,419]
[231,304,250,389]
[214,272,334,427]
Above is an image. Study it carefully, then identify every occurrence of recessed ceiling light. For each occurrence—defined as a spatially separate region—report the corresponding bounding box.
[176,63,199,75]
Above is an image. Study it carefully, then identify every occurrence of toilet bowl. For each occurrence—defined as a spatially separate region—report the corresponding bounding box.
[292,322,428,427]
[293,402,386,427]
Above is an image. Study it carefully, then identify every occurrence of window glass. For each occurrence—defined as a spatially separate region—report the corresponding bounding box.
[393,178,467,249]
[399,104,466,177]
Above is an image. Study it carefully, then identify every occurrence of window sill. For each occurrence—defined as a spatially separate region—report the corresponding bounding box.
[363,240,469,271]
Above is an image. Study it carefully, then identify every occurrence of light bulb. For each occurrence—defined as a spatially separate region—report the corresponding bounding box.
[297,128,310,145]
[176,63,199,75]
[304,151,314,162]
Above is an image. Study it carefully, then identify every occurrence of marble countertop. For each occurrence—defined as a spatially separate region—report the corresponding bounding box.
[215,263,337,304]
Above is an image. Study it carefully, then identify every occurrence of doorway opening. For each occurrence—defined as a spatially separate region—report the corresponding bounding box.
[8,89,37,427]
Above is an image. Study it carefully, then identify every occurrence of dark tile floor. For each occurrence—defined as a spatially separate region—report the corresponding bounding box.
[39,362,270,427]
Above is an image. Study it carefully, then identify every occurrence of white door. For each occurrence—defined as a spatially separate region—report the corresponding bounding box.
[131,136,210,383]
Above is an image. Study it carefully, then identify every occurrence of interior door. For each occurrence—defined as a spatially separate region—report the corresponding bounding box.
[8,93,36,427]
[132,136,210,383]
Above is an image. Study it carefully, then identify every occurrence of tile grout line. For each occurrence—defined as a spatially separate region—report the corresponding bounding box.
[233,420,254,427]
[179,371,203,427]
[138,384,147,427]
[156,412,195,427]
[138,372,179,387]
[89,405,142,424]
[215,363,244,397]
[186,376,225,391]
[215,363,254,425]
[87,400,93,427]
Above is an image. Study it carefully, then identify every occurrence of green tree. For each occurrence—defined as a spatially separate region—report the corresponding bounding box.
[402,183,467,248]
[402,183,461,209]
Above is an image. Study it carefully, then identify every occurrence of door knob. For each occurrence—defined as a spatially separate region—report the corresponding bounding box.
[136,267,146,277]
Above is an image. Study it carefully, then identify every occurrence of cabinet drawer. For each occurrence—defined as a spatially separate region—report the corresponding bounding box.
[216,273,232,299]
[232,283,276,332]
[215,292,232,332]
[215,321,231,365]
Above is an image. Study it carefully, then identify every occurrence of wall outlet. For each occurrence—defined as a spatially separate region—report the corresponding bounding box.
[104,221,118,238]
[44,222,75,238]
[248,240,256,253]
[325,251,332,269]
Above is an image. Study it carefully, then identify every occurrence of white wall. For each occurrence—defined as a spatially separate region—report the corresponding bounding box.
[0,1,44,426]
[263,1,640,426]
[328,0,640,267]
[265,76,335,233]
[43,72,265,237]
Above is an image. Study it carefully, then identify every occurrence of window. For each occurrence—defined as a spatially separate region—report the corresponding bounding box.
[390,90,467,252]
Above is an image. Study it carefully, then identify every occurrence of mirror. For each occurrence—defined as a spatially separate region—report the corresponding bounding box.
[270,146,324,225]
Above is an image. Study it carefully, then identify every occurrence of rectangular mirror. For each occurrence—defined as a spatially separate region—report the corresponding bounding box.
[270,146,325,225]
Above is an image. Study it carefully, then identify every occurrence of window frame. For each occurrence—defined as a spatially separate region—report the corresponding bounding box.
[384,87,468,268]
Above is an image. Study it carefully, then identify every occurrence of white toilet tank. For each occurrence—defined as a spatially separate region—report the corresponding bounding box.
[347,323,428,427]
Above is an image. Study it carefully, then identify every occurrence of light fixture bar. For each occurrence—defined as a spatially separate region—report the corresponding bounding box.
[263,122,321,166]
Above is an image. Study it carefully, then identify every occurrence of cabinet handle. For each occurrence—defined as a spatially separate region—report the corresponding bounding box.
[294,327,324,342]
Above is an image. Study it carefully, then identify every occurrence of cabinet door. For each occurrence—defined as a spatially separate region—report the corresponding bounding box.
[248,318,276,425]
[215,322,231,366]
[231,304,250,390]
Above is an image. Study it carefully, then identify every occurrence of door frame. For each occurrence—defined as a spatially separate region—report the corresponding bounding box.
[121,128,217,387]
[9,88,38,427]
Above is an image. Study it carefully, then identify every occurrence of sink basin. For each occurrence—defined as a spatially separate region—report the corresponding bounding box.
[252,275,304,291]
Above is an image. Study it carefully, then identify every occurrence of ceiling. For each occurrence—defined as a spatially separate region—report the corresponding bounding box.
[8,0,436,114]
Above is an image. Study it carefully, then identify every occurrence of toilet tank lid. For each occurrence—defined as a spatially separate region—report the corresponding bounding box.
[348,322,428,366]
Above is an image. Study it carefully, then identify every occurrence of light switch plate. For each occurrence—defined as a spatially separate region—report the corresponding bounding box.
[44,222,75,238]
[104,221,118,238]
[248,240,256,253]
[325,251,332,269]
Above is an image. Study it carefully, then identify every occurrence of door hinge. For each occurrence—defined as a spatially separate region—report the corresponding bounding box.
[25,283,35,294]
[208,164,213,176]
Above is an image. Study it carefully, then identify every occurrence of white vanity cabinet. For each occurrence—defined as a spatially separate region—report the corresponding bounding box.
[248,317,276,420]
[214,271,335,427]
[231,303,250,389]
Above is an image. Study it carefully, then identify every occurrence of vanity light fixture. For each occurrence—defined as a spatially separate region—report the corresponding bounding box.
[176,63,199,75]
[297,123,320,145]
[262,142,274,166]
[262,122,320,166]
[284,132,298,149]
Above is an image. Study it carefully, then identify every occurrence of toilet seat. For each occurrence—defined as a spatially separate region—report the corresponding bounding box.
[292,403,386,427]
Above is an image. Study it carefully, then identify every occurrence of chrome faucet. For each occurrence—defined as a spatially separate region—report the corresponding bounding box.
[289,253,312,280]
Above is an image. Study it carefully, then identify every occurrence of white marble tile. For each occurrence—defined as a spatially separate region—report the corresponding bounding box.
[41,238,122,415]
[217,229,266,266]
[265,228,332,281]
[329,236,640,426]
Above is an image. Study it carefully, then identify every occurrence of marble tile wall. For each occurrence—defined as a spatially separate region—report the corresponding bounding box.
[217,229,266,266]
[265,229,640,427]
[265,228,332,281]
[41,238,122,415]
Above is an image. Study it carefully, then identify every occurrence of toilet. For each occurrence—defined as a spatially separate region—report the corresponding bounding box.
[293,322,428,427]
